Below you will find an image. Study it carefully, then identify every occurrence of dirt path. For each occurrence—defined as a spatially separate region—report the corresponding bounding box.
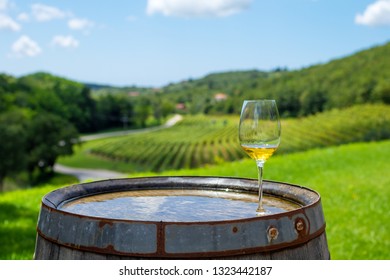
[54,164,126,181]
[54,114,183,181]
[80,114,183,141]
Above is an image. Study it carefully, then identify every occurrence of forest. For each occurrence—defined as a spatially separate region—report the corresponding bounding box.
[0,41,389,190]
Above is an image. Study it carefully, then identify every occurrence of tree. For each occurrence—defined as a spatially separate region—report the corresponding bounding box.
[26,113,79,180]
[161,100,175,118]
[0,111,28,191]
[53,83,97,132]
[95,94,134,130]
[299,89,326,115]
[134,97,152,127]
[18,72,97,133]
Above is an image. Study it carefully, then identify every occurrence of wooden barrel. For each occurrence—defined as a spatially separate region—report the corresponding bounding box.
[34,176,330,260]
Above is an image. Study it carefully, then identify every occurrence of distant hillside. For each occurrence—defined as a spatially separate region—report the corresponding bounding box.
[245,41,390,116]
[158,41,390,116]
[86,83,156,97]
[85,41,390,117]
[2,41,390,119]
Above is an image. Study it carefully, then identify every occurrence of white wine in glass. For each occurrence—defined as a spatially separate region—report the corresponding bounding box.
[239,100,281,214]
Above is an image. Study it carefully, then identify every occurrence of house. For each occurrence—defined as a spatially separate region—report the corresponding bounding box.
[175,103,186,110]
[214,92,228,101]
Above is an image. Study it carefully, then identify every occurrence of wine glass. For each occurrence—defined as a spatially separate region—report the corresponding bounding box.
[239,100,281,214]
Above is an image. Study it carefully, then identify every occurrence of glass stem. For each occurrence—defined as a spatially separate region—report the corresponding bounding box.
[256,161,265,212]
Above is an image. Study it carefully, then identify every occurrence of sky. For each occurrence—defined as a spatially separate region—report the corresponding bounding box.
[1,0,390,87]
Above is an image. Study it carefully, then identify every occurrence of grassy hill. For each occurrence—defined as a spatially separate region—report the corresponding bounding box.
[1,140,389,259]
[155,140,390,260]
[242,41,390,115]
[58,104,390,173]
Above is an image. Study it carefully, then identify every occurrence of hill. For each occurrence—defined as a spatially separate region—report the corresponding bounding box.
[1,42,389,188]
[2,140,389,259]
[160,41,390,116]
[2,41,389,123]
[58,104,390,173]
[85,41,390,117]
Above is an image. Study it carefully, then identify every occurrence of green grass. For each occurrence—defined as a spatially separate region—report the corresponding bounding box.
[59,143,137,173]
[1,140,389,259]
[152,140,390,260]
[0,174,78,259]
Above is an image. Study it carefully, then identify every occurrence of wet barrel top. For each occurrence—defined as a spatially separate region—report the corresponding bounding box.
[37,176,326,258]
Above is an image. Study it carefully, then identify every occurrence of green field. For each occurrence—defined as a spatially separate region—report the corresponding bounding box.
[59,104,390,174]
[1,104,389,260]
[1,140,389,260]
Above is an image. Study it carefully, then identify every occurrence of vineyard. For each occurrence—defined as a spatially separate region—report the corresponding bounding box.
[86,104,390,173]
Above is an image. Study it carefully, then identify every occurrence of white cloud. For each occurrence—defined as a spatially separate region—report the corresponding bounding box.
[355,0,390,26]
[146,0,253,18]
[0,14,21,31]
[17,12,30,22]
[52,35,79,48]
[31,3,67,22]
[68,17,94,30]
[11,35,41,57]
[0,0,10,11]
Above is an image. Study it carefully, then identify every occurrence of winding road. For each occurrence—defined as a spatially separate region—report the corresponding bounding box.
[53,164,126,181]
[53,114,183,182]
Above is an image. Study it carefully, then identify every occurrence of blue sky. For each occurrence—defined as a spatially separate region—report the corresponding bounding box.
[1,0,390,87]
